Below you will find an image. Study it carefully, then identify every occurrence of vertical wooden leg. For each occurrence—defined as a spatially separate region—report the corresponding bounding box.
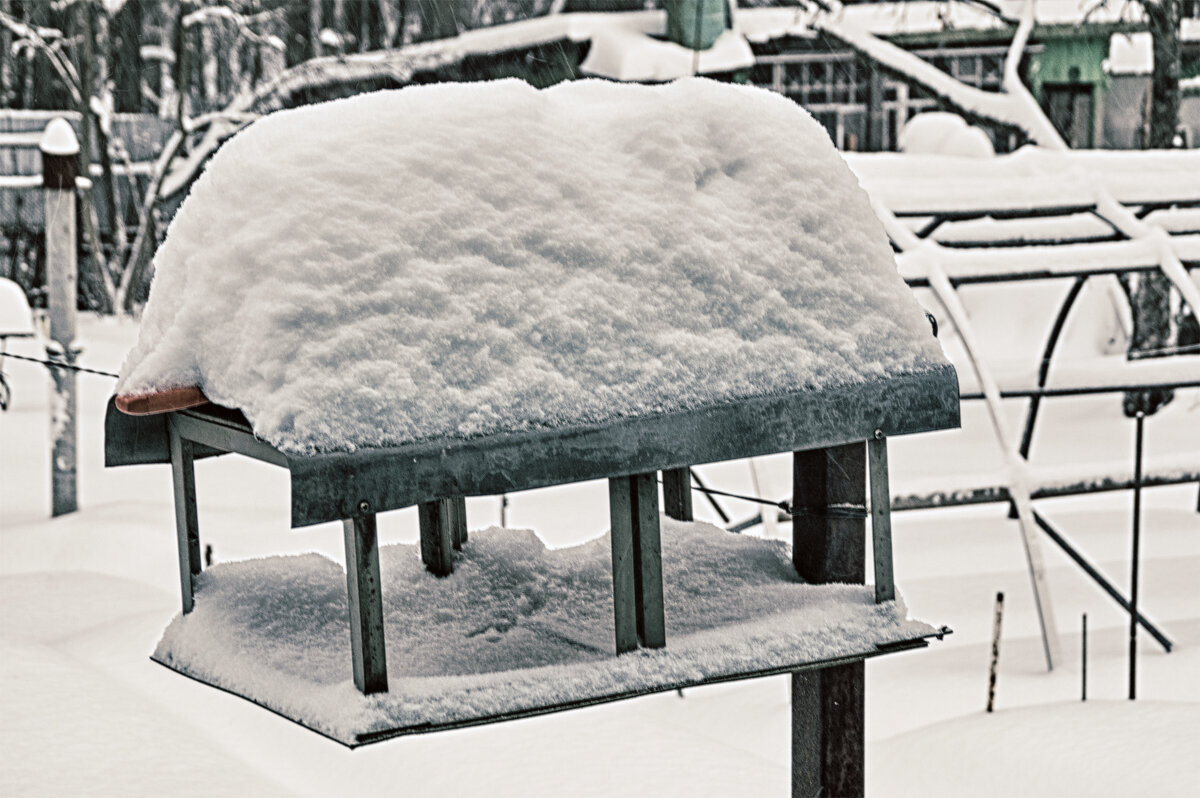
[792,663,866,798]
[343,513,388,695]
[792,443,867,797]
[168,419,201,615]
[791,671,821,798]
[868,435,895,603]
[418,499,454,576]
[609,473,666,653]
[633,473,666,648]
[661,467,693,522]
[449,496,468,550]
[793,443,866,584]
[609,477,639,655]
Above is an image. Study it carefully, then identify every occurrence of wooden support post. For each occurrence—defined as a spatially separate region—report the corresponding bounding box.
[791,442,867,798]
[343,511,388,694]
[662,467,693,522]
[793,443,867,584]
[792,663,866,798]
[418,499,454,576]
[987,591,1004,713]
[448,496,468,550]
[609,473,666,653]
[868,434,895,603]
[168,419,201,614]
[42,118,79,518]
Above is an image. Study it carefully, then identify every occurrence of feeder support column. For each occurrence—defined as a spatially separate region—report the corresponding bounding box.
[791,442,867,798]
[344,507,388,694]
[609,472,666,653]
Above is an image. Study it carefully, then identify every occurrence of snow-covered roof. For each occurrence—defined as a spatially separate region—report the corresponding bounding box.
[1106,32,1152,75]
[118,79,948,456]
[737,1,1151,43]
[581,25,754,81]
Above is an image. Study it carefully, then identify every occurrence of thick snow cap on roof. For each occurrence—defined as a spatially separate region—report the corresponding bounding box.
[118,78,947,455]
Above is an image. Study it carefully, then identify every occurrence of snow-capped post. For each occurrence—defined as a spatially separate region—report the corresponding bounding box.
[986,591,1004,713]
[41,117,80,518]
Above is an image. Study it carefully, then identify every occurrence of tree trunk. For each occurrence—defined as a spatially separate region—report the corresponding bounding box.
[94,7,128,265]
[408,0,459,43]
[0,0,11,108]
[159,1,176,118]
[380,0,402,48]
[311,0,323,57]
[1125,0,1181,416]
[1145,0,1180,149]
[72,0,115,313]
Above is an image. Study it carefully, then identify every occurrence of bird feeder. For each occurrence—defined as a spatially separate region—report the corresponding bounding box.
[105,79,959,794]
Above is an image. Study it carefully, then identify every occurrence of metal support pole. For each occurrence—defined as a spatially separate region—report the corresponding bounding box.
[41,118,79,517]
[1032,510,1172,652]
[688,468,729,524]
[1129,411,1145,700]
[868,433,894,603]
[1081,612,1088,702]
[168,418,201,615]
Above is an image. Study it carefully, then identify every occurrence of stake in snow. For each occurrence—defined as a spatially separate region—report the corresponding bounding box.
[104,79,959,794]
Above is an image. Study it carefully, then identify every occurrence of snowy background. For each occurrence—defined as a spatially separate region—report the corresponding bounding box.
[2,78,1199,796]
[3,287,1198,796]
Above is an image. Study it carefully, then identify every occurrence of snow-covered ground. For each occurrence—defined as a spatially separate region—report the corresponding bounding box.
[2,297,1198,795]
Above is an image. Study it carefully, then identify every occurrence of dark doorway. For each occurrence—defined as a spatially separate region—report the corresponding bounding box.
[1043,83,1094,148]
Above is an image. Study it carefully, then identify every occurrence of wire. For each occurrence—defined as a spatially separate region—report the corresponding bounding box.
[1,351,119,379]
[660,476,791,513]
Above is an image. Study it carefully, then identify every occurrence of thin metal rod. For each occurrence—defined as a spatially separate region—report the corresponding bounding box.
[961,378,1200,401]
[905,261,1199,288]
[1018,275,1089,460]
[1129,411,1145,700]
[892,471,1198,512]
[687,468,730,524]
[1032,509,1172,652]
[1081,612,1088,702]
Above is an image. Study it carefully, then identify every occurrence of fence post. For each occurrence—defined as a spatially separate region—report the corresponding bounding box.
[41,118,80,518]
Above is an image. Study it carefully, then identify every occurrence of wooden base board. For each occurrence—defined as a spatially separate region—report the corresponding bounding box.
[150,628,948,749]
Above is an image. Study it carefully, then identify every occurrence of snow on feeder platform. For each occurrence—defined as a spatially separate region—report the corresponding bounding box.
[104,78,959,783]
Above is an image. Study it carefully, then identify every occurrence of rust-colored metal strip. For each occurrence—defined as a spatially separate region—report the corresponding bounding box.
[115,386,209,416]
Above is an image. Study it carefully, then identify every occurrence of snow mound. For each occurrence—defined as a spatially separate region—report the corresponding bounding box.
[118,78,945,454]
[899,112,994,158]
[153,519,932,744]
